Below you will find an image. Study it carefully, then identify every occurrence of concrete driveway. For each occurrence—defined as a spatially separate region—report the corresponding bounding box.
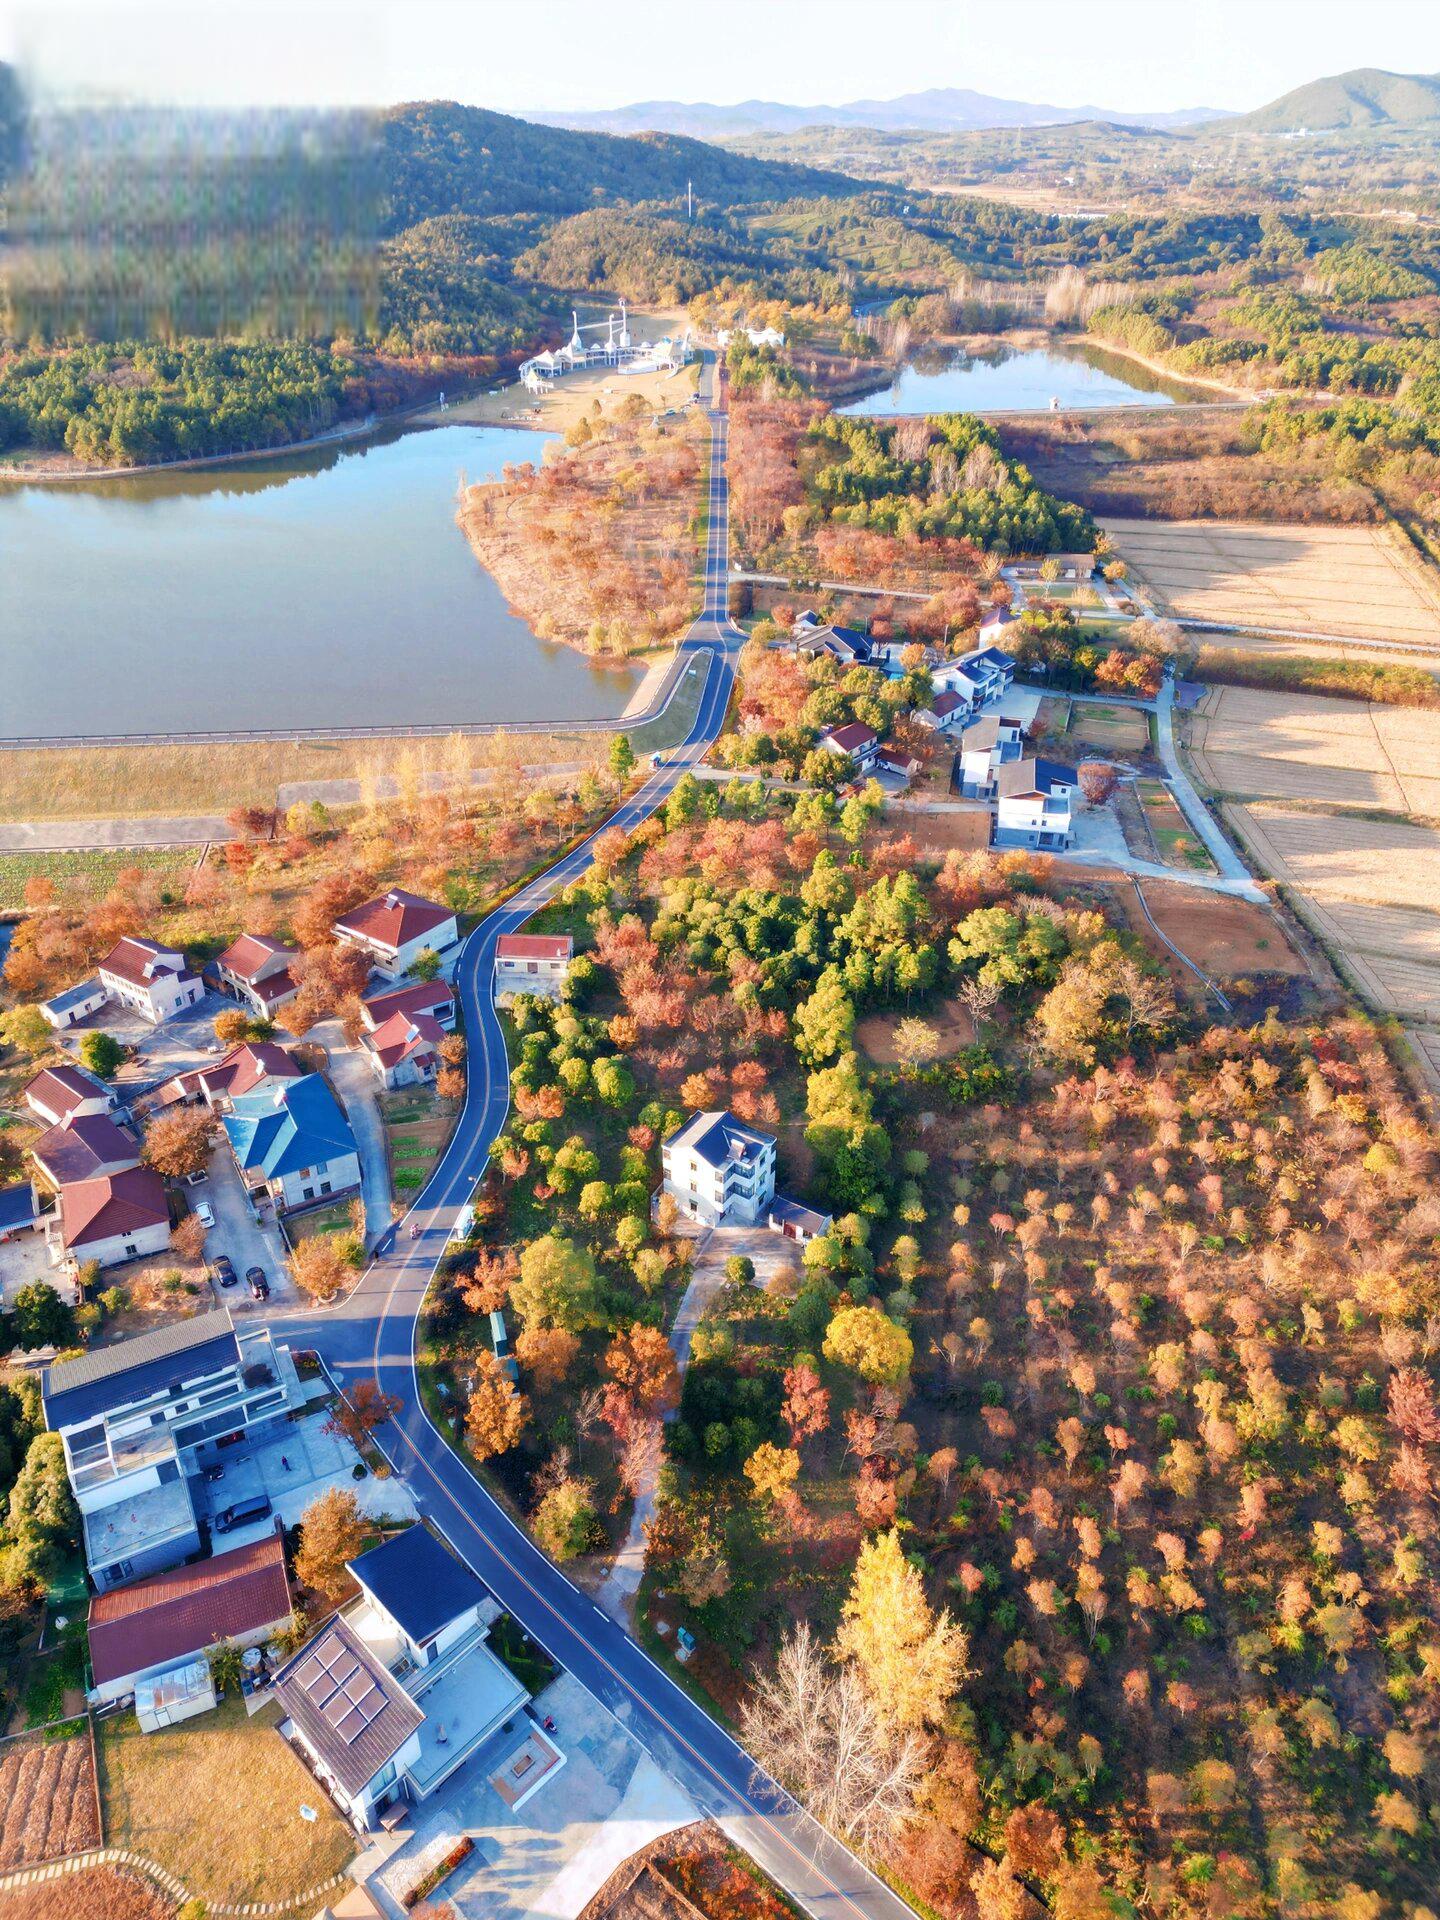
[371,1672,697,1920]
[197,1406,417,1549]
[195,1139,293,1312]
[314,1019,393,1246]
[0,1228,69,1308]
[61,990,231,1101]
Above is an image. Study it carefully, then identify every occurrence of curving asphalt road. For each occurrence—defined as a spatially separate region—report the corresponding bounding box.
[273,371,919,1920]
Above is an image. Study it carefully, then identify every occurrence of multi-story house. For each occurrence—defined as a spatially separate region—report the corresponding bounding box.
[994,756,1079,849]
[818,722,880,775]
[275,1525,551,1831]
[361,979,456,1033]
[957,713,1026,796]
[213,935,301,1019]
[493,934,573,1003]
[42,1309,302,1591]
[333,891,459,982]
[98,938,203,1024]
[222,1073,362,1216]
[661,1111,777,1228]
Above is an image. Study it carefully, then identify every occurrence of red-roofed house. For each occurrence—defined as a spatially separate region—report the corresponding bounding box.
[51,1167,170,1271]
[360,979,456,1033]
[494,933,574,1002]
[24,1064,116,1129]
[361,1011,445,1091]
[31,1112,141,1193]
[333,891,459,981]
[88,1531,293,1706]
[214,934,300,1018]
[159,1041,303,1113]
[818,722,879,771]
[98,937,203,1024]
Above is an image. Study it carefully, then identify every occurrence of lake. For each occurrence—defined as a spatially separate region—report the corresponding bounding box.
[0,424,642,740]
[839,341,1208,417]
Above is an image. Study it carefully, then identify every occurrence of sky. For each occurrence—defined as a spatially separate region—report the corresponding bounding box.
[4,0,1440,116]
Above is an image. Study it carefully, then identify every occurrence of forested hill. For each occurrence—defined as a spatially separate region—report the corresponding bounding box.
[1225,67,1440,134]
[381,101,861,228]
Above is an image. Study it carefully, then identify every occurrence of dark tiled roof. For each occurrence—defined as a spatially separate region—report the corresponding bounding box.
[0,1183,39,1234]
[361,980,456,1029]
[769,1195,833,1235]
[32,1113,140,1187]
[274,1615,422,1797]
[994,755,1078,798]
[42,1310,238,1431]
[89,1532,292,1687]
[24,1065,110,1122]
[349,1525,487,1647]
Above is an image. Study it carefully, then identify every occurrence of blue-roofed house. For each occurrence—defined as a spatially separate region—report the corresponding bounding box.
[662,1110,835,1242]
[275,1524,555,1830]
[223,1073,361,1215]
[796,623,875,668]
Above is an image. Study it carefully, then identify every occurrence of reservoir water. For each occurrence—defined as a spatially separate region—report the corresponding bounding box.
[0,424,641,739]
[839,341,1207,417]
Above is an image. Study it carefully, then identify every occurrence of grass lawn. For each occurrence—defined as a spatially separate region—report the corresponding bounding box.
[97,1693,355,1907]
[0,848,195,908]
[627,651,711,759]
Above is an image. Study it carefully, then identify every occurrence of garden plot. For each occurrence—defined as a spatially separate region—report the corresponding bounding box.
[1102,517,1440,645]
[0,1730,101,1868]
[1189,685,1440,815]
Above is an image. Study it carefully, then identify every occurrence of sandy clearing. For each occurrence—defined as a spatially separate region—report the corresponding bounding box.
[857,995,976,1064]
[1101,517,1440,643]
[1136,879,1307,980]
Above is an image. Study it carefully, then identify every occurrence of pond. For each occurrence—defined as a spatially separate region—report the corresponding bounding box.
[839,340,1209,417]
[0,424,641,740]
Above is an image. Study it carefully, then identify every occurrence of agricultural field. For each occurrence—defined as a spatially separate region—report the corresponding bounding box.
[1190,684,1440,816]
[1102,516,1440,645]
[1041,695,1151,763]
[1135,781,1215,872]
[0,1867,172,1920]
[381,1085,455,1196]
[0,1730,101,1869]
[0,849,197,911]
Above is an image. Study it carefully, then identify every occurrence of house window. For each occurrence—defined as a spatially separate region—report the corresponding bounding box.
[320,1181,332,1195]
[301,1188,314,1202]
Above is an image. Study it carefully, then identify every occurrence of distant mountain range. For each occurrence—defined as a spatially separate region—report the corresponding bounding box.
[1223,68,1440,133]
[526,88,1230,140]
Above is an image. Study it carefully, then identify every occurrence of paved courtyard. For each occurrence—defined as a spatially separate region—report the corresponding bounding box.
[0,1227,69,1308]
[371,1673,697,1920]
[196,1405,416,1548]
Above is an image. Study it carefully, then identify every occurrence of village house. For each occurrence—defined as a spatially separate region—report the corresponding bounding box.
[361,1011,444,1091]
[24,1063,117,1129]
[494,933,574,1002]
[663,1110,836,1239]
[41,979,108,1031]
[223,1073,362,1215]
[994,756,1079,849]
[797,623,875,668]
[87,1530,293,1710]
[212,935,300,1019]
[42,1309,301,1592]
[913,688,972,734]
[928,661,990,711]
[48,1166,170,1274]
[958,713,1026,797]
[361,979,457,1033]
[819,721,880,774]
[274,1525,554,1832]
[157,1040,303,1114]
[959,642,1018,697]
[875,746,921,790]
[98,937,204,1024]
[333,890,459,982]
[30,1110,141,1193]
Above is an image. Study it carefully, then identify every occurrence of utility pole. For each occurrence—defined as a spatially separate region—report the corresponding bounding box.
[687,178,693,220]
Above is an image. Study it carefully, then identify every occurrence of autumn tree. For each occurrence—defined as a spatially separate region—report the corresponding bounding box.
[823,1306,913,1387]
[142,1107,218,1180]
[294,1487,366,1604]
[465,1352,528,1460]
[604,1324,681,1415]
[213,1007,252,1048]
[744,1442,801,1507]
[739,1622,926,1851]
[532,1477,600,1561]
[514,1325,581,1391]
[781,1362,831,1450]
[324,1378,401,1451]
[0,1006,50,1058]
[290,1235,355,1303]
[837,1527,970,1732]
[1077,761,1119,806]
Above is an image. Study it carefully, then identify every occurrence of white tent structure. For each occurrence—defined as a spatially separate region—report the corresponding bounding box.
[518,302,694,390]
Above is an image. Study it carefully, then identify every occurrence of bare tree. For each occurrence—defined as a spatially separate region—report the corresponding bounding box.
[955,974,1002,1031]
[740,1623,927,1853]
[1077,761,1120,807]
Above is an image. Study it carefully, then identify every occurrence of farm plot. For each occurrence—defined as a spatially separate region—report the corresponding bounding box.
[1101,517,1440,645]
[1226,805,1440,913]
[1189,685,1440,815]
[0,1730,101,1868]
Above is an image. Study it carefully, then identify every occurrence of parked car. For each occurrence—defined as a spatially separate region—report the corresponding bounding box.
[212,1254,237,1287]
[246,1266,269,1300]
[194,1200,216,1228]
[214,1493,271,1534]
[202,1462,225,1483]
